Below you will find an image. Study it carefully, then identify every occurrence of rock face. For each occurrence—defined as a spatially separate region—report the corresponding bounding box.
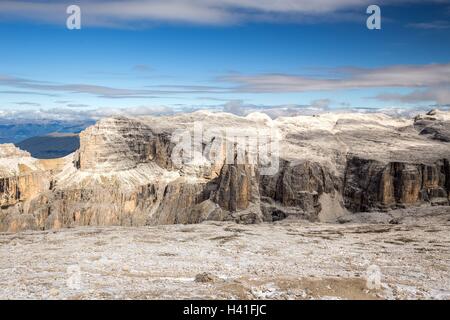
[0,145,50,209]
[1,110,450,232]
[260,160,338,220]
[344,157,450,211]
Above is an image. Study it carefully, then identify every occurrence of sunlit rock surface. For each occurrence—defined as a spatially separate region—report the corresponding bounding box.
[1,110,449,232]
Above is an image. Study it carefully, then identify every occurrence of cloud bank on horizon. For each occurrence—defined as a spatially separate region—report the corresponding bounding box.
[0,0,449,120]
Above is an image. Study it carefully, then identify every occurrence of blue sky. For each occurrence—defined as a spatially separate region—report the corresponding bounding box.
[0,0,449,118]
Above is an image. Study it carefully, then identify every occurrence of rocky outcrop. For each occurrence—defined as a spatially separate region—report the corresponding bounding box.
[344,157,450,212]
[259,160,342,221]
[214,164,255,212]
[77,117,176,172]
[414,109,450,142]
[0,144,50,209]
[1,110,449,232]
[0,173,49,208]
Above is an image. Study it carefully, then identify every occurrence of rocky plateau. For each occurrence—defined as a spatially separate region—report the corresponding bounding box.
[1,109,450,232]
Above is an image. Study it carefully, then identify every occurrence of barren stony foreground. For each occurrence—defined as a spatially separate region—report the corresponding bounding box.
[1,207,449,300]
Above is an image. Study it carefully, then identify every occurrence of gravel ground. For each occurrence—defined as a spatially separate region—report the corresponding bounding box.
[1,208,449,300]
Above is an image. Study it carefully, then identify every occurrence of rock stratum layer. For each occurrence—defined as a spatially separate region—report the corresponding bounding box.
[1,109,449,232]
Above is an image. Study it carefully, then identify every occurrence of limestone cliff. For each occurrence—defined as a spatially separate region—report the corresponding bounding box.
[1,110,449,232]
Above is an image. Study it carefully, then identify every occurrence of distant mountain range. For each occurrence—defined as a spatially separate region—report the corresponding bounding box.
[17,133,80,159]
[0,120,93,145]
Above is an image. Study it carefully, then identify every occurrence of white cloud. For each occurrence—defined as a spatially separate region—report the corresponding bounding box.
[220,99,332,118]
[1,103,449,124]
[310,98,331,109]
[222,100,249,115]
[0,105,174,122]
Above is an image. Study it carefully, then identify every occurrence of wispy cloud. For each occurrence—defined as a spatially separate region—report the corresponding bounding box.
[0,0,445,27]
[1,62,449,104]
[14,102,41,107]
[222,63,450,104]
[223,63,450,92]
[66,104,91,108]
[0,90,58,97]
[0,74,220,99]
[0,73,233,99]
[132,64,153,72]
[371,87,450,104]
[408,20,450,29]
